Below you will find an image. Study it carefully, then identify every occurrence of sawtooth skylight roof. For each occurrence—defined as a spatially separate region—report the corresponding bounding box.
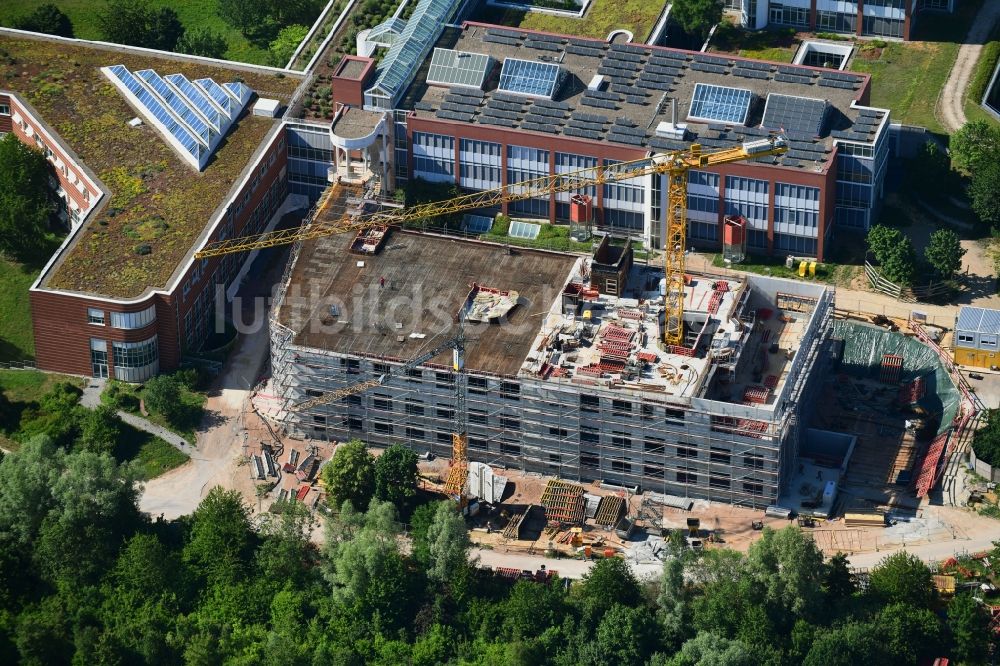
[498,58,562,99]
[427,48,493,89]
[364,0,462,110]
[103,64,253,170]
[688,83,753,126]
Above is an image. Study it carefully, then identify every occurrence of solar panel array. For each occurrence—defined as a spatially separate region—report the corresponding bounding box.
[498,58,562,98]
[689,83,753,125]
[427,48,492,88]
[105,65,251,171]
[761,94,828,136]
[463,214,493,233]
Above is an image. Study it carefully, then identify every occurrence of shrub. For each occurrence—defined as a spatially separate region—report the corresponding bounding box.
[134,244,152,255]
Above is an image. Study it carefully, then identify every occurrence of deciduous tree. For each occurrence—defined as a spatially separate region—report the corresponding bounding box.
[0,134,54,262]
[670,0,724,40]
[947,592,991,664]
[425,500,471,585]
[869,551,935,608]
[924,228,966,278]
[79,404,123,455]
[745,526,826,623]
[321,439,375,510]
[183,487,255,586]
[177,28,228,59]
[269,24,309,67]
[374,443,418,509]
[970,157,1000,228]
[865,224,903,264]
[951,120,1000,172]
[219,0,270,36]
[12,4,74,37]
[142,374,183,425]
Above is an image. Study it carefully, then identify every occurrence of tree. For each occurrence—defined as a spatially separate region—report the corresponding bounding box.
[12,4,74,37]
[98,0,185,51]
[218,0,270,36]
[670,0,724,40]
[803,622,885,666]
[17,382,83,452]
[909,140,952,199]
[374,444,418,509]
[321,439,375,510]
[0,134,54,261]
[501,578,568,641]
[880,237,917,285]
[951,120,1000,172]
[664,632,754,666]
[425,501,471,585]
[177,28,228,59]
[745,526,826,623]
[973,409,1000,466]
[183,487,255,586]
[924,228,966,278]
[575,557,643,625]
[947,592,991,664]
[79,404,123,455]
[585,603,659,666]
[874,602,943,664]
[142,374,183,424]
[822,552,856,603]
[658,548,693,647]
[865,224,903,264]
[869,551,935,608]
[970,158,1000,228]
[270,24,309,67]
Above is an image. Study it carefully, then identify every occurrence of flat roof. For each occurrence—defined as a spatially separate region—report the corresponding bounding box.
[956,305,1000,335]
[331,106,384,139]
[0,32,301,299]
[401,22,885,170]
[277,226,581,376]
[337,58,370,80]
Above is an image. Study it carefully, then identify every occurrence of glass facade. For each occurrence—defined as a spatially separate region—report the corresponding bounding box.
[687,170,720,241]
[112,336,159,382]
[287,123,332,199]
[459,139,501,190]
[769,1,810,26]
[603,159,645,231]
[413,131,455,182]
[90,339,108,378]
[774,182,820,256]
[507,145,549,217]
[555,152,598,220]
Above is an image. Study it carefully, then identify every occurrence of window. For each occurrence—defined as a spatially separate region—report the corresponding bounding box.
[611,433,632,448]
[744,454,765,470]
[611,399,632,415]
[580,431,599,444]
[644,463,665,477]
[347,417,363,430]
[581,454,599,469]
[413,132,455,182]
[87,308,105,325]
[110,305,156,329]
[111,336,158,382]
[436,407,455,419]
[459,139,501,189]
[345,394,362,406]
[436,432,452,443]
[0,104,9,116]
[406,427,426,440]
[406,368,422,381]
[677,470,699,484]
[641,404,655,421]
[581,394,600,412]
[677,445,698,459]
[549,453,561,463]
[743,480,764,495]
[982,335,998,347]
[373,421,392,434]
[549,427,569,437]
[341,358,360,375]
[501,442,521,455]
[306,388,322,397]
[499,416,520,431]
[405,400,425,416]
[373,396,392,411]
[611,459,631,473]
[665,408,684,423]
[644,438,666,454]
[373,362,390,374]
[435,372,454,387]
[90,339,108,378]
[470,437,489,451]
[469,410,488,425]
[710,474,731,490]
[710,448,731,464]
[469,376,487,395]
[500,382,520,400]
[957,333,975,345]
[312,414,326,424]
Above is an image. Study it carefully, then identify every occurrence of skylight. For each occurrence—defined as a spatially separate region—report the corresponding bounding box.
[104,65,253,170]
[427,48,492,89]
[688,83,753,125]
[498,58,562,99]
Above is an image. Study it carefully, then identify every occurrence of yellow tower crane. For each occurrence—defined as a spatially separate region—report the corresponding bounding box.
[195,137,786,347]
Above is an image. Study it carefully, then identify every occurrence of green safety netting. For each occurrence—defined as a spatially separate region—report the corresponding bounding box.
[830,320,960,434]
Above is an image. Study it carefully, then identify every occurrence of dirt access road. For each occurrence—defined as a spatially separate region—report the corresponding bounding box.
[937,0,1000,133]
[138,322,269,519]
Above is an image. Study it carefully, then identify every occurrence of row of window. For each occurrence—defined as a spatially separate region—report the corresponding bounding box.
[87,305,156,329]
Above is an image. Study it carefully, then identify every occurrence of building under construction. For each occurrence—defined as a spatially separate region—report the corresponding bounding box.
[269,218,834,508]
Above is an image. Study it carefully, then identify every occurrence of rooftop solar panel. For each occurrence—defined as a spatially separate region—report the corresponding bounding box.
[569,37,604,47]
[563,126,603,140]
[480,116,517,128]
[498,58,562,98]
[527,105,567,118]
[483,34,520,46]
[437,109,475,122]
[533,98,571,110]
[581,97,617,110]
[521,121,559,133]
[761,93,828,135]
[649,51,688,62]
[625,95,649,105]
[441,101,478,113]
[737,60,771,71]
[649,137,690,151]
[523,114,561,126]
[689,62,727,74]
[413,101,436,111]
[608,133,646,146]
[426,48,492,88]
[572,112,609,123]
[486,28,524,38]
[688,83,752,125]
[611,83,644,94]
[781,158,800,167]
[448,87,485,99]
[566,45,604,57]
[605,51,643,63]
[525,40,562,52]
[777,65,814,76]
[636,79,671,91]
[644,64,681,76]
[568,119,607,132]
[583,89,622,102]
[692,53,730,66]
[482,107,521,120]
[774,73,813,85]
[529,33,565,44]
[610,43,648,55]
[733,68,770,80]
[488,99,525,112]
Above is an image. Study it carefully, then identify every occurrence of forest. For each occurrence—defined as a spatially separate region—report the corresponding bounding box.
[0,431,994,665]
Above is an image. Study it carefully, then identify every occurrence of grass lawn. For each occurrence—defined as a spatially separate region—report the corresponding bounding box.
[710,22,799,63]
[710,251,862,288]
[104,379,207,444]
[0,369,83,451]
[850,0,982,134]
[115,421,188,480]
[481,217,593,252]
[0,0,282,65]
[0,258,39,362]
[474,0,664,42]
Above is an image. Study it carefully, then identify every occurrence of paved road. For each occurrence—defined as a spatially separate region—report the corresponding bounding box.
[937,0,1000,133]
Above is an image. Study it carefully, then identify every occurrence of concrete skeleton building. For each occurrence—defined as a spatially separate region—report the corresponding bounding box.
[270,220,834,507]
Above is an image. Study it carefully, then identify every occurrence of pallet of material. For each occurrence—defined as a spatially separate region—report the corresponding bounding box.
[843,512,886,527]
[594,495,626,527]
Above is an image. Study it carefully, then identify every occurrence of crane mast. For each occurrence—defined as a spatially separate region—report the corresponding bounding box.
[196,137,787,348]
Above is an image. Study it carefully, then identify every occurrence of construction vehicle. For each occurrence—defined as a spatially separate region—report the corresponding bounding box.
[194,137,787,346]
[299,319,471,510]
